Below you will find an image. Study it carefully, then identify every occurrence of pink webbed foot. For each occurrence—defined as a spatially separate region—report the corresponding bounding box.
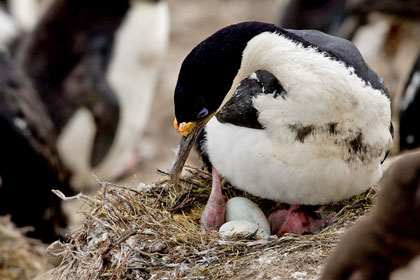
[201,167,226,230]
[268,205,331,237]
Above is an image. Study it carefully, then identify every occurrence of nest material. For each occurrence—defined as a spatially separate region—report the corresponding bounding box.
[50,167,377,280]
[0,216,53,280]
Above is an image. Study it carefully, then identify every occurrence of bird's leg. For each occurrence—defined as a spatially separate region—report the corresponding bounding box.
[201,167,226,230]
[268,205,332,237]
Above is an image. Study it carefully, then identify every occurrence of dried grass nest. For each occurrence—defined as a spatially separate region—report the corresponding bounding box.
[49,166,377,280]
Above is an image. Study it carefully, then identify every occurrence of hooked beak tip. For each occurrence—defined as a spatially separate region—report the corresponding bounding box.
[174,118,195,137]
[170,114,215,188]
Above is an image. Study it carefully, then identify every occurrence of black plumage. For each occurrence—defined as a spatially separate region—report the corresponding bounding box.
[0,51,70,241]
[216,70,286,130]
[399,52,420,151]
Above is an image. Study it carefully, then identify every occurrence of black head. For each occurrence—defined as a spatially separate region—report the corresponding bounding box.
[174,22,280,124]
[171,22,280,185]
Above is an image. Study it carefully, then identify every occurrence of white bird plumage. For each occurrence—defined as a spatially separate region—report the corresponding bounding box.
[204,31,392,204]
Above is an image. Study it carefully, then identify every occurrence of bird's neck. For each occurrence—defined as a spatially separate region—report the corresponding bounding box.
[178,22,282,115]
[218,31,281,111]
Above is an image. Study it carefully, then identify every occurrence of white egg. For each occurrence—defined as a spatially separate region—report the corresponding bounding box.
[225,197,270,233]
[219,220,269,239]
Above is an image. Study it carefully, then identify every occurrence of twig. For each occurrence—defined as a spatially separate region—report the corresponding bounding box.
[92,173,143,195]
[52,189,97,203]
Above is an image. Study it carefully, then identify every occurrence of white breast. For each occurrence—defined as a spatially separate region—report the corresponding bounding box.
[205,117,388,205]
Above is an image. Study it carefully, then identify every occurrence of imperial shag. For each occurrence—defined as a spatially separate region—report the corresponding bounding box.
[171,21,393,236]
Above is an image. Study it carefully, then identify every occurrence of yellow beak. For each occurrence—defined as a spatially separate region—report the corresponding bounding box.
[170,114,214,186]
[173,118,196,137]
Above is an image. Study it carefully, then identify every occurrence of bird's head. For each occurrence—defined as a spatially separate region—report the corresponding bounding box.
[170,44,236,185]
[170,22,279,185]
[172,56,228,137]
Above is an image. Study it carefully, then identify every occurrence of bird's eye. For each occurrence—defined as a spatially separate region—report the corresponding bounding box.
[197,108,209,118]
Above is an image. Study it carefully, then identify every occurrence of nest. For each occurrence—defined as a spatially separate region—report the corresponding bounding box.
[49,167,377,280]
[0,216,53,280]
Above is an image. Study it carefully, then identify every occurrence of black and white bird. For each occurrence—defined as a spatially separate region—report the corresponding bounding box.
[17,0,169,188]
[170,22,393,235]
[399,52,420,151]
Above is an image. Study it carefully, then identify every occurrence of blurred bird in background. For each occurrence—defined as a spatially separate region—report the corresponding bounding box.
[0,0,19,48]
[16,0,169,189]
[0,0,169,240]
[399,52,420,152]
[280,0,347,35]
[8,0,52,32]
[0,0,52,53]
[0,49,70,241]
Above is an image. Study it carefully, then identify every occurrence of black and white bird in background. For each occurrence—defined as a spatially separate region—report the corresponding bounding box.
[279,0,420,41]
[7,0,52,32]
[280,0,347,37]
[0,0,19,48]
[399,52,420,151]
[0,0,53,51]
[0,0,169,239]
[16,0,169,189]
[170,22,393,236]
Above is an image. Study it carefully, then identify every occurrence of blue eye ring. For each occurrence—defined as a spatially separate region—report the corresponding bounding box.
[197,108,209,118]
